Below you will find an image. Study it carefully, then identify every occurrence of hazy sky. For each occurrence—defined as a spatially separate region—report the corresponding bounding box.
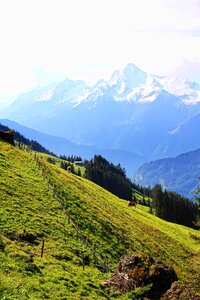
[0,0,200,95]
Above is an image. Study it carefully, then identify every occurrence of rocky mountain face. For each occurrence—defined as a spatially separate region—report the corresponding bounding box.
[1,63,200,178]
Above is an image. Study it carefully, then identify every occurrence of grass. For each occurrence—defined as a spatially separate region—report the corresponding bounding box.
[39,151,85,176]
[0,140,200,299]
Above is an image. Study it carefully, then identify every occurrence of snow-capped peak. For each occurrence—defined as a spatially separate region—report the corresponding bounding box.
[73,63,200,106]
[108,63,147,90]
[124,76,162,103]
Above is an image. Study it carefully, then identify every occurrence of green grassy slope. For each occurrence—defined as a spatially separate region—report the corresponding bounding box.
[0,141,200,299]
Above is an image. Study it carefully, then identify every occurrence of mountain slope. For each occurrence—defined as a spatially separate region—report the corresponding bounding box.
[0,141,200,299]
[0,79,87,127]
[153,113,200,158]
[134,148,200,200]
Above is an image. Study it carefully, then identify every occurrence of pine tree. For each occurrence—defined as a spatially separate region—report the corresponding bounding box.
[151,184,164,218]
[84,155,132,200]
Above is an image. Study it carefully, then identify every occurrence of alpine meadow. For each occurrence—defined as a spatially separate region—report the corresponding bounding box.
[0,139,200,299]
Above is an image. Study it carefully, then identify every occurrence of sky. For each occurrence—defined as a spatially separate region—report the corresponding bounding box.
[0,0,200,98]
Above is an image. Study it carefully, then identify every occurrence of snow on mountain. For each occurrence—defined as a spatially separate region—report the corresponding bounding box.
[74,84,104,107]
[107,63,147,90]
[36,87,56,102]
[73,63,200,106]
[124,77,162,103]
[73,63,147,106]
[154,76,200,105]
[114,73,200,105]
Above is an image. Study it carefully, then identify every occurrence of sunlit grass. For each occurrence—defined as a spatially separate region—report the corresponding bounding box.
[0,141,200,299]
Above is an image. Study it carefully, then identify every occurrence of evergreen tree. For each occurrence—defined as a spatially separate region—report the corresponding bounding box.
[84,155,132,200]
[151,184,199,228]
[151,184,164,218]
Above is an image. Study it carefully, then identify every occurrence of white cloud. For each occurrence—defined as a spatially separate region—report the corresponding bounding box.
[0,0,200,96]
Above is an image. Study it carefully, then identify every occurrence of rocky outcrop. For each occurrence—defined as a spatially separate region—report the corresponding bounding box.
[103,253,178,299]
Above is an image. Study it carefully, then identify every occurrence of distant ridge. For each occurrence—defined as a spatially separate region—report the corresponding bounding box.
[0,119,146,177]
[134,148,200,200]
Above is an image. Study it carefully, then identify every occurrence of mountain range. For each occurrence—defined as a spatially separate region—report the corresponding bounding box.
[1,62,200,185]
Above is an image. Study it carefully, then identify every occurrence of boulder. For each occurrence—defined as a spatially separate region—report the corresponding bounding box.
[103,253,178,299]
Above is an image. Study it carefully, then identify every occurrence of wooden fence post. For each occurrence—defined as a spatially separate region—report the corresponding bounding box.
[67,211,71,224]
[41,240,45,258]
[82,254,85,271]
[93,244,97,264]
[103,256,108,273]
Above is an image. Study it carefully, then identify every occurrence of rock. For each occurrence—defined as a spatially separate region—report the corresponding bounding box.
[164,281,200,300]
[104,253,178,299]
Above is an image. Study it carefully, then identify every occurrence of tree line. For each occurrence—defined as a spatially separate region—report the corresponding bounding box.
[84,155,132,200]
[151,184,199,228]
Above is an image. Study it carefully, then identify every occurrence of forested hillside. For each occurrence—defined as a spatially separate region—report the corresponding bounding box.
[0,141,200,299]
[84,155,132,200]
[134,148,200,200]
[151,184,199,228]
